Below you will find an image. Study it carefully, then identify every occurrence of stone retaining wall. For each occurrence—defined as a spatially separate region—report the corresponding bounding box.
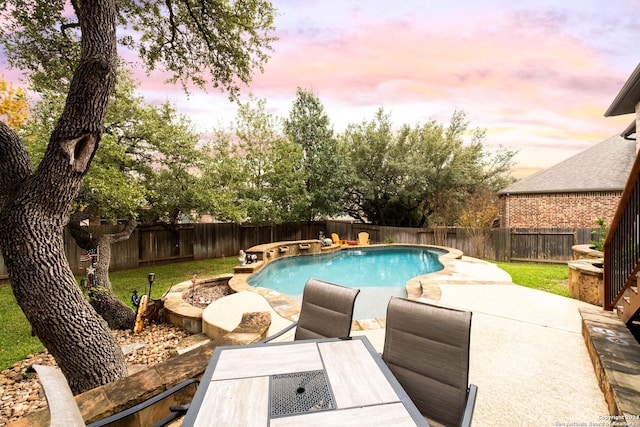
[234,240,341,276]
[572,244,604,260]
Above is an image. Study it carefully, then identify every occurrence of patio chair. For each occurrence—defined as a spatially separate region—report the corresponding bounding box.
[263,278,360,342]
[357,231,370,245]
[331,232,345,245]
[382,297,477,427]
[28,364,198,427]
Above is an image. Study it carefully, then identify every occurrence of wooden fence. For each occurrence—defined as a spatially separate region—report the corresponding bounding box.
[0,221,599,279]
[329,222,598,263]
[491,228,596,263]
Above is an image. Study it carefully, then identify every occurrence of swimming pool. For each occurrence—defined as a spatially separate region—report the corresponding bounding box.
[247,246,446,319]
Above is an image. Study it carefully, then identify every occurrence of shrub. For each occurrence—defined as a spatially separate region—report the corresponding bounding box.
[590,218,607,251]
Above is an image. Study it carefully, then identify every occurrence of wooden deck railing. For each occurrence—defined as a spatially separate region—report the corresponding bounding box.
[604,148,640,310]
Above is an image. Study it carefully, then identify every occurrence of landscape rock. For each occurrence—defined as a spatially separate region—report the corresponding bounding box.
[0,323,191,426]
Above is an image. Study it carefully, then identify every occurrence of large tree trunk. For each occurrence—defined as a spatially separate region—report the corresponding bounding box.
[89,289,136,330]
[0,1,126,394]
[0,203,127,393]
[94,219,138,291]
[69,217,138,329]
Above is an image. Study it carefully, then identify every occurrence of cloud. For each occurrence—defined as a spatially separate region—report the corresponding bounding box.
[2,0,637,177]
[131,3,634,174]
[115,3,638,142]
[248,9,615,111]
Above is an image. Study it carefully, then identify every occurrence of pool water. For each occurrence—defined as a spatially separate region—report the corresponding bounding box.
[247,246,445,319]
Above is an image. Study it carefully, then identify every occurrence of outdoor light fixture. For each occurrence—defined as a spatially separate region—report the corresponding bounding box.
[191,274,197,304]
[148,272,155,297]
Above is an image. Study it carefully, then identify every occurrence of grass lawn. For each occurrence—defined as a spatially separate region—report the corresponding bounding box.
[107,257,239,306]
[0,285,43,370]
[0,258,569,370]
[495,261,570,297]
[0,257,238,370]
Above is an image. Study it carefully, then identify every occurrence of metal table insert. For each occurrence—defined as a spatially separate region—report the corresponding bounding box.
[270,370,336,417]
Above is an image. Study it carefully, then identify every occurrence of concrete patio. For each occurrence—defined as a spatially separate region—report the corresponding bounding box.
[192,253,638,426]
[351,257,627,426]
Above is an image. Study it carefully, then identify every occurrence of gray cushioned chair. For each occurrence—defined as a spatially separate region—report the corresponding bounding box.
[382,297,477,427]
[263,277,360,342]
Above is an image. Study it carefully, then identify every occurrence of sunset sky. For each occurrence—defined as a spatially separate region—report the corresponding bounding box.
[3,0,640,178]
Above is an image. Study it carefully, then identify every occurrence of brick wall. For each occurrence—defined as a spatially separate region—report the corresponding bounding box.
[499,191,622,228]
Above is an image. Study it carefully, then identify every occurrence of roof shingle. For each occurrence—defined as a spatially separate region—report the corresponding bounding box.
[498,135,636,194]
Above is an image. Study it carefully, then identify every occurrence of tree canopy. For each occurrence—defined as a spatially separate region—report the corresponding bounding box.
[0,0,277,96]
[0,0,278,393]
[0,76,28,128]
[203,95,308,223]
[20,69,206,223]
[341,109,516,227]
[284,88,352,220]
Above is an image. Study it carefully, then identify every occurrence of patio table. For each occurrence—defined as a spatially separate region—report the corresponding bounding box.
[181,335,429,426]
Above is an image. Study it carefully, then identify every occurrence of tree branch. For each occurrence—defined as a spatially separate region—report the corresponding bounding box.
[29,0,118,214]
[104,219,137,244]
[68,206,98,249]
[0,121,33,210]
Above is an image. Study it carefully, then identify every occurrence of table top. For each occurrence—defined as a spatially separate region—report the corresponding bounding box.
[182,336,429,427]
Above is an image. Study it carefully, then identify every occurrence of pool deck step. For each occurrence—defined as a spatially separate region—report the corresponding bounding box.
[580,306,640,418]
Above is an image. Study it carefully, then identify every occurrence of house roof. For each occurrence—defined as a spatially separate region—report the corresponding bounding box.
[622,120,636,139]
[605,63,640,117]
[498,134,636,195]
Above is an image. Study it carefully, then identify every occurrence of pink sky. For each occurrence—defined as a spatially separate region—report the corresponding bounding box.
[3,0,639,178]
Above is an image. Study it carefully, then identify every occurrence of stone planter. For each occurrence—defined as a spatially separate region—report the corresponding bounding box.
[572,244,604,260]
[163,274,233,333]
[568,259,604,306]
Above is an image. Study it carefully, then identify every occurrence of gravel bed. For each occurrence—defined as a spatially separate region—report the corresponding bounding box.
[182,283,231,309]
[0,282,233,425]
[0,323,192,426]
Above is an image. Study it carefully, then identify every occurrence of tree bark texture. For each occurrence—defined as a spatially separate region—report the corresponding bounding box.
[0,1,127,393]
[88,219,138,329]
[68,216,137,290]
[89,288,135,330]
[94,219,138,290]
